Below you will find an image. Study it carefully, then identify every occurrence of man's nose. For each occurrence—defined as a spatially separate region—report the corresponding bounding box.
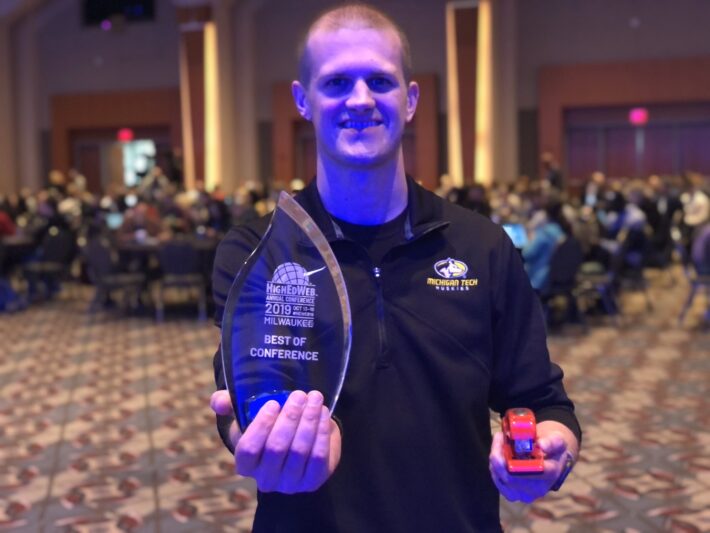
[346,80,375,110]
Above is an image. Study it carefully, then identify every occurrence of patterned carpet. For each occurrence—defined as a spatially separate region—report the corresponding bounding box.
[0,268,708,532]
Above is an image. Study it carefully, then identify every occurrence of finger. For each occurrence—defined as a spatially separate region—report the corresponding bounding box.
[489,461,517,501]
[235,400,281,476]
[491,468,545,504]
[538,432,566,458]
[543,454,566,480]
[327,418,342,473]
[228,420,242,448]
[210,390,234,416]
[302,406,333,491]
[279,391,324,492]
[257,391,309,489]
[488,432,510,484]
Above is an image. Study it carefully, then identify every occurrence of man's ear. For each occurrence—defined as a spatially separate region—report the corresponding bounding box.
[405,81,419,122]
[292,81,311,121]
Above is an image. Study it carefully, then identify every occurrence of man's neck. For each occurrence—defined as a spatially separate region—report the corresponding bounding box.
[315,156,408,225]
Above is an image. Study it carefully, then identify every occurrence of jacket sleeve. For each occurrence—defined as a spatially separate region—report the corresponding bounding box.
[488,233,582,445]
[211,224,266,453]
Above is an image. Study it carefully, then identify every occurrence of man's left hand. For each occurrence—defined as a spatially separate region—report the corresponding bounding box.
[488,420,578,503]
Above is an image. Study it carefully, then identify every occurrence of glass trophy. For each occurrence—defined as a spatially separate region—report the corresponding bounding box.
[222,192,352,432]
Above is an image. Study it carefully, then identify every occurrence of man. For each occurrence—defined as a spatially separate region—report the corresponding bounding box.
[540,151,563,190]
[682,171,710,247]
[210,4,581,531]
[582,171,606,210]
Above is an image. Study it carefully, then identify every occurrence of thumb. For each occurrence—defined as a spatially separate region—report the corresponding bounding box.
[210,390,234,417]
[489,432,507,469]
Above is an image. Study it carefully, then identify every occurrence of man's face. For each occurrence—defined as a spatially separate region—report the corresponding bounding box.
[292,26,419,169]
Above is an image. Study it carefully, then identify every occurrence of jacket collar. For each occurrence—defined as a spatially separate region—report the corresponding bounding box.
[294,175,449,243]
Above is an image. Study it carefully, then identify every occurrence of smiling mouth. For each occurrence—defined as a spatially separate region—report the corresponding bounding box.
[339,120,383,131]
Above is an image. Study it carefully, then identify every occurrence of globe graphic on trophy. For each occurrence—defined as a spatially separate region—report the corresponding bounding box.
[271,262,324,286]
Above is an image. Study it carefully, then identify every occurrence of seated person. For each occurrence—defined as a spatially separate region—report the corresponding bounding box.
[691,223,710,276]
[595,183,648,269]
[522,200,571,291]
[116,202,163,243]
[0,208,16,237]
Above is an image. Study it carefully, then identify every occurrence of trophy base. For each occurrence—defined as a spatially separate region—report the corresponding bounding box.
[245,390,292,423]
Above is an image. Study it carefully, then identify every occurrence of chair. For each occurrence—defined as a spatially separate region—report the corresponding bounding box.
[0,241,22,312]
[615,227,653,311]
[576,227,654,322]
[22,226,77,300]
[644,220,677,286]
[539,236,584,326]
[83,238,147,312]
[575,265,620,323]
[678,234,710,324]
[0,240,6,278]
[154,238,207,321]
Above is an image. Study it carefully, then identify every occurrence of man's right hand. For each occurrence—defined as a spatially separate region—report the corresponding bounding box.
[209,389,341,494]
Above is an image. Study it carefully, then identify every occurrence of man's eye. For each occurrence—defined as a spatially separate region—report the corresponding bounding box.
[323,78,349,91]
[368,77,394,91]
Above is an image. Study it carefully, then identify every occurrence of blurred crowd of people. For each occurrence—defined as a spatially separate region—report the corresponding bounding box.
[0,167,295,246]
[0,167,306,312]
[437,168,710,292]
[2,164,709,315]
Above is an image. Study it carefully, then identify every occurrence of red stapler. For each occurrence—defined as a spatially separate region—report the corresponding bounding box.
[501,408,545,474]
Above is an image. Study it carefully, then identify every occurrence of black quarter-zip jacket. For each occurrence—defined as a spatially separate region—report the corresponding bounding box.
[212,177,581,533]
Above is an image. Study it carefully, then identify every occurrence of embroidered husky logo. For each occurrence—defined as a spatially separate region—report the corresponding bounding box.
[433,258,468,279]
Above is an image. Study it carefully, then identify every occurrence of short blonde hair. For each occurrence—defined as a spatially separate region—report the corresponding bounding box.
[297,3,413,87]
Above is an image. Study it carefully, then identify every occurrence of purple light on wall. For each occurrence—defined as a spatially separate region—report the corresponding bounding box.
[629,107,649,126]
[100,19,112,31]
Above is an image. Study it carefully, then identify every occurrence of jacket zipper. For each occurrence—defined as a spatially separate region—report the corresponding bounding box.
[332,222,447,370]
[372,266,390,368]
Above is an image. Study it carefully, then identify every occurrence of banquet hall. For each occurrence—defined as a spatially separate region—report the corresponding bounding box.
[0,1,708,531]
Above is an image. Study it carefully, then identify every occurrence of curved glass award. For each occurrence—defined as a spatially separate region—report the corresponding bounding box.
[222,192,352,432]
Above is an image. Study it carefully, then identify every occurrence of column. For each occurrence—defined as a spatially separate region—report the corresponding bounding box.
[473,0,492,186]
[15,14,42,192]
[445,1,477,188]
[0,22,16,194]
[175,0,212,190]
[230,0,258,190]
[211,0,240,193]
[446,0,518,189]
[176,0,252,193]
[490,0,517,185]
